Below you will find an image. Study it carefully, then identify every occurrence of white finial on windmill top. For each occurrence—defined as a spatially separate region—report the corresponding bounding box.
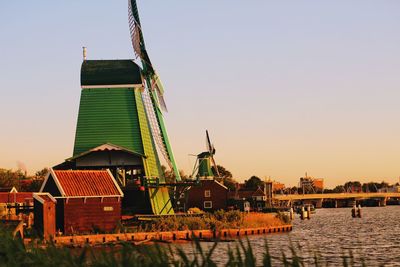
[83,46,87,61]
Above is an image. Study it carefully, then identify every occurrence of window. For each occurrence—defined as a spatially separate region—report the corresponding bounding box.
[204,190,211,198]
[204,201,212,209]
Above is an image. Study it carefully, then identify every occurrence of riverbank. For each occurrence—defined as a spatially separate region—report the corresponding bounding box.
[21,211,291,247]
[25,224,292,247]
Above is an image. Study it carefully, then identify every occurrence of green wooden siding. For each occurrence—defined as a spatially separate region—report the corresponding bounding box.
[73,88,144,156]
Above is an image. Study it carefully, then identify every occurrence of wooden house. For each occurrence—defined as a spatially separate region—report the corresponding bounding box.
[185,179,228,211]
[228,187,267,211]
[38,169,124,235]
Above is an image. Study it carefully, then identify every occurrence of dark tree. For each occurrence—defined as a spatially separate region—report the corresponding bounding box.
[161,165,188,184]
[332,185,345,193]
[35,168,49,179]
[0,168,25,189]
[212,165,233,179]
[244,176,263,189]
[344,181,362,192]
[212,165,236,191]
[21,179,44,192]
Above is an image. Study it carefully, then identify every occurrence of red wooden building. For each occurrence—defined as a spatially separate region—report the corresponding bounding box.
[0,191,33,217]
[39,169,124,235]
[185,179,228,211]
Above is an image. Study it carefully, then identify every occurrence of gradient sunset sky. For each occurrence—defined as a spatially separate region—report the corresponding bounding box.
[1,1,399,188]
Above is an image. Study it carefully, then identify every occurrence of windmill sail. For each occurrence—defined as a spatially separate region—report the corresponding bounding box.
[128,0,181,182]
[206,130,220,177]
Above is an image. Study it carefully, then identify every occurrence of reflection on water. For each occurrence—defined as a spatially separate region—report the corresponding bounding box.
[176,206,400,266]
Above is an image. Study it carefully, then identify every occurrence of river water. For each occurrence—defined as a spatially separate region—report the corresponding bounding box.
[177,206,400,266]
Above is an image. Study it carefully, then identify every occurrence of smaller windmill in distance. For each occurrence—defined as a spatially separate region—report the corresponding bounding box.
[191,130,220,179]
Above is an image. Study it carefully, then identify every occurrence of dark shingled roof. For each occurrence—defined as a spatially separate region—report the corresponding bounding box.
[81,60,142,86]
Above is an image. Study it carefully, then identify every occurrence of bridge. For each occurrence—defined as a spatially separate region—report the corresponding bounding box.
[273,192,400,207]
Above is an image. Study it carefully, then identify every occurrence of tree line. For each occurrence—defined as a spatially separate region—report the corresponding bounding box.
[2,165,396,194]
[0,168,48,192]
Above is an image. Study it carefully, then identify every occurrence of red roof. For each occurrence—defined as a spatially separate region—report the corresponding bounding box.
[52,170,122,197]
[0,192,33,203]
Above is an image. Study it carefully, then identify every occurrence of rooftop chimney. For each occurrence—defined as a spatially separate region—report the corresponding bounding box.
[83,46,87,61]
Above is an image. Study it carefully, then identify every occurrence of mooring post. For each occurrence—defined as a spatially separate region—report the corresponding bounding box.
[379,197,387,207]
[357,204,362,218]
[300,206,305,220]
[351,205,356,218]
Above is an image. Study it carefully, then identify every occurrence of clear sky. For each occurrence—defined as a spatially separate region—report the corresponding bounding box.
[1,1,399,188]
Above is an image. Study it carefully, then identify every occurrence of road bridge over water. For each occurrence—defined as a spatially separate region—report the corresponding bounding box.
[274,192,400,207]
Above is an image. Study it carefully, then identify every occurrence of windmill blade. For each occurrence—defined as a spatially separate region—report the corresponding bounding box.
[128,0,181,181]
[150,74,168,112]
[128,0,142,27]
[206,130,213,154]
[205,130,219,177]
[157,92,168,113]
[210,156,220,178]
[128,0,143,59]
[152,72,164,95]
[129,0,167,112]
[128,0,154,74]
[141,85,173,169]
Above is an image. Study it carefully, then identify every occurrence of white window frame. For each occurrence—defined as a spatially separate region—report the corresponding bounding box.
[204,190,211,198]
[204,201,212,209]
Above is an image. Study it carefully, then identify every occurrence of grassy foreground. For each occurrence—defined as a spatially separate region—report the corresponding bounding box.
[0,228,366,267]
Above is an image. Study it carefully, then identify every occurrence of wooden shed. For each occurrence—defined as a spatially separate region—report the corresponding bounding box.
[33,193,56,239]
[39,169,124,235]
[186,179,228,211]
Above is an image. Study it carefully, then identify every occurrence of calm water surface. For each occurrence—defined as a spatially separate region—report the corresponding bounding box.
[177,206,400,266]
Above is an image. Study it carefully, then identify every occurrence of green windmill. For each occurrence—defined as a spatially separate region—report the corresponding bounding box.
[56,0,182,215]
[192,130,220,178]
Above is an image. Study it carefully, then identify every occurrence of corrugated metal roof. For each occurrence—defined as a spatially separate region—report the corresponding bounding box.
[81,60,142,86]
[53,170,123,197]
